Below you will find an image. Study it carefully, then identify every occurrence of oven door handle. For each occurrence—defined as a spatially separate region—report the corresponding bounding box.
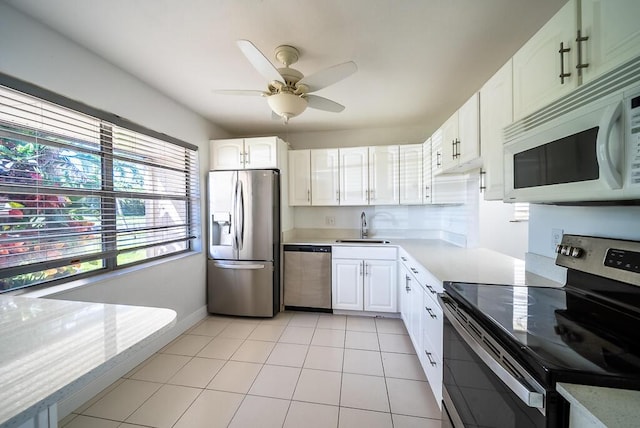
[440,297,545,409]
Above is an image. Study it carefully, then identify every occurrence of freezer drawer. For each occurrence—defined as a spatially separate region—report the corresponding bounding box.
[207,260,276,317]
[284,245,332,310]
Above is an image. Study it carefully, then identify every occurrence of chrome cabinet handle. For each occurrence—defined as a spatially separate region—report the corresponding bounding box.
[576,29,589,76]
[425,307,437,319]
[245,150,250,165]
[360,262,363,276]
[400,256,407,262]
[426,284,437,295]
[307,189,310,201]
[336,190,340,202]
[410,267,418,274]
[558,41,571,84]
[436,152,441,167]
[425,351,437,367]
[405,275,411,292]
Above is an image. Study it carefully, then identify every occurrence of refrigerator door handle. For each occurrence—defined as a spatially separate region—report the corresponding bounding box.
[213,262,266,270]
[238,179,245,250]
[232,177,240,249]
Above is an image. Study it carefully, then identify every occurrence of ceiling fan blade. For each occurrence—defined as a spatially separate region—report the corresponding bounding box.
[236,39,283,84]
[213,89,266,96]
[306,95,345,113]
[298,61,357,92]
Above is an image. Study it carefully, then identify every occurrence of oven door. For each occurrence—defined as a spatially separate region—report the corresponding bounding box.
[440,295,566,428]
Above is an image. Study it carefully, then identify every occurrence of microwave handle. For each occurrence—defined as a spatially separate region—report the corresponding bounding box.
[597,100,623,189]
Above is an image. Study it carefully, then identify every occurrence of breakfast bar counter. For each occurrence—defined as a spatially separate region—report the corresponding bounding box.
[0,296,176,428]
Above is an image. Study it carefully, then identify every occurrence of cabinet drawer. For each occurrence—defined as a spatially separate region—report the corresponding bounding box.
[421,334,443,405]
[332,246,397,260]
[399,252,442,297]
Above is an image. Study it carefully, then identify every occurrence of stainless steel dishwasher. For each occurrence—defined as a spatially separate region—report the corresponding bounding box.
[283,245,332,312]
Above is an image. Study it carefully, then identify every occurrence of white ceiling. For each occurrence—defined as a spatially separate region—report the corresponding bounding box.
[6,0,567,136]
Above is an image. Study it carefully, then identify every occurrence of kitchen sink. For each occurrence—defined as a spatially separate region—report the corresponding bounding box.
[335,239,391,244]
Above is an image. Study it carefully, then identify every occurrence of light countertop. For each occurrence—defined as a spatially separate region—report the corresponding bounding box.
[557,383,640,428]
[283,237,562,287]
[0,296,176,428]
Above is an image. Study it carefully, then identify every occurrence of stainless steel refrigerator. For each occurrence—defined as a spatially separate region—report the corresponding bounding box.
[207,169,280,317]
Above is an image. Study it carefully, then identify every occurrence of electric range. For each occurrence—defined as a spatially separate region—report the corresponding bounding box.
[440,235,640,427]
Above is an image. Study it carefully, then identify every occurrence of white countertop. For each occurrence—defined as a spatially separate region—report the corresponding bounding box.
[557,383,640,428]
[284,238,562,287]
[0,296,176,428]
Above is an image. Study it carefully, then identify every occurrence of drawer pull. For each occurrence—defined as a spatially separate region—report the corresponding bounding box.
[410,267,418,274]
[425,351,437,367]
[401,256,407,261]
[425,307,437,319]
[426,285,437,294]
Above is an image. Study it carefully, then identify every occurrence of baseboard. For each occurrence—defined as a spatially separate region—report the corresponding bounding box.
[57,305,208,420]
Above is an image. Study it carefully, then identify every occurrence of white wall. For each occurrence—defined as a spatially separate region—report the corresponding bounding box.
[528,204,640,258]
[0,3,229,321]
[479,198,528,259]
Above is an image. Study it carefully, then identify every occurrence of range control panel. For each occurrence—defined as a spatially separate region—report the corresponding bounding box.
[556,234,640,286]
[604,248,640,274]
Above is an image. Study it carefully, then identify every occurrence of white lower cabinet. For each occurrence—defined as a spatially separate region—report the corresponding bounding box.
[332,246,397,312]
[399,249,443,406]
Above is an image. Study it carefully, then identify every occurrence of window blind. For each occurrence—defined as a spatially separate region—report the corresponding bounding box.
[0,85,199,293]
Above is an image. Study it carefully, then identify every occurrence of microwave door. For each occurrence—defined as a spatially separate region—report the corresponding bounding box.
[208,170,238,260]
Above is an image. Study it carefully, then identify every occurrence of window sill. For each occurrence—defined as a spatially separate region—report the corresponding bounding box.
[16,251,203,298]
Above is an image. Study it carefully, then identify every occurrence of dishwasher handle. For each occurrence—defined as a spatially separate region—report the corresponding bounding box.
[283,245,332,253]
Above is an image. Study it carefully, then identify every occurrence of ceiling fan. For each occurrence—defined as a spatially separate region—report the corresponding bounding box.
[214,40,357,123]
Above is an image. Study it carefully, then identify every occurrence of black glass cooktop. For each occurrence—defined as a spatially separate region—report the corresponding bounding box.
[444,281,640,388]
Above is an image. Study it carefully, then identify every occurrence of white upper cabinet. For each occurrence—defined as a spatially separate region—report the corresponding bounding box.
[288,150,311,206]
[311,148,340,206]
[430,130,467,204]
[210,139,244,170]
[210,137,283,170]
[369,145,400,205]
[399,144,424,205]
[339,147,369,206]
[422,139,432,204]
[244,137,279,169]
[440,112,458,172]
[480,59,513,201]
[438,93,480,173]
[580,0,640,83]
[512,0,578,120]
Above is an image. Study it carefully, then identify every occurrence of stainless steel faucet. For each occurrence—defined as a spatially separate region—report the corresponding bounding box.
[360,211,368,239]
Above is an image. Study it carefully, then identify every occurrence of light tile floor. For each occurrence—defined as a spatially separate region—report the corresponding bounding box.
[60,312,442,428]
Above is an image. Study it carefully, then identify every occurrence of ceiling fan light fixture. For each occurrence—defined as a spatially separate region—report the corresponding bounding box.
[267,92,308,122]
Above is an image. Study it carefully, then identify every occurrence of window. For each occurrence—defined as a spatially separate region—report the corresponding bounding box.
[513,202,530,222]
[0,84,199,293]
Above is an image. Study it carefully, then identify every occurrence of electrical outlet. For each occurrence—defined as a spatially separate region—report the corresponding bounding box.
[551,228,564,250]
[325,216,335,226]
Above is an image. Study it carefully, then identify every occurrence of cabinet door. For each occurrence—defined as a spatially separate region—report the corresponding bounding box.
[339,147,369,206]
[409,277,424,353]
[311,149,340,206]
[399,263,413,327]
[399,144,423,205]
[480,59,513,201]
[422,139,432,204]
[332,258,363,310]
[512,0,578,120]
[581,0,640,83]
[440,112,458,172]
[431,129,444,176]
[363,259,397,312]
[288,150,311,206]
[457,92,480,167]
[244,137,278,169]
[210,139,244,170]
[369,145,400,205]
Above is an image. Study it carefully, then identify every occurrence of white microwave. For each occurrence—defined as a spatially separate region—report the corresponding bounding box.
[504,84,640,203]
